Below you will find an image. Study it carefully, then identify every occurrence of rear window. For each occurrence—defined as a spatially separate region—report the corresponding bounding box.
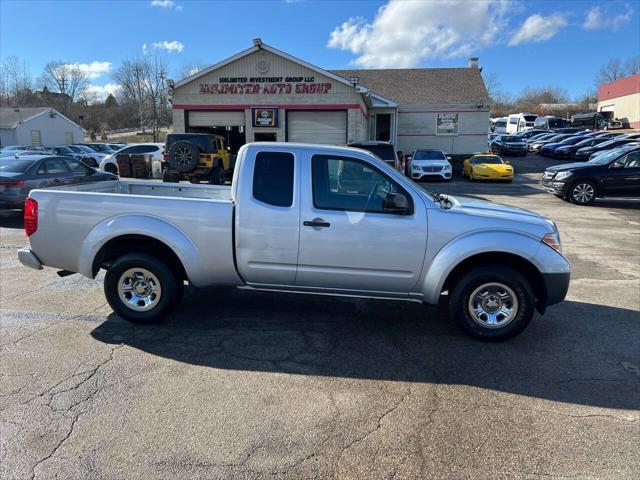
[0,159,34,173]
[413,150,445,160]
[252,152,294,207]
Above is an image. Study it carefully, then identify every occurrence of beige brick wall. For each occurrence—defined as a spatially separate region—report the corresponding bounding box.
[598,92,640,128]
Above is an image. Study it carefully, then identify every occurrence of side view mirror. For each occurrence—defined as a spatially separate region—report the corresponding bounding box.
[383,192,410,214]
[610,162,623,169]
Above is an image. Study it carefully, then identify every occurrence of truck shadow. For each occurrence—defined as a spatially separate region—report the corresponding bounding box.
[91,286,640,410]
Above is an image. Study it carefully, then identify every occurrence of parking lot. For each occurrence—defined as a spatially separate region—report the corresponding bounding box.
[1,154,638,479]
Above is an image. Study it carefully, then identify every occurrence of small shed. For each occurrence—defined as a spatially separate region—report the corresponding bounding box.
[0,107,84,147]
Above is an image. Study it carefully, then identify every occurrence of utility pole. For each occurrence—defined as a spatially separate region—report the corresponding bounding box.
[134,65,145,133]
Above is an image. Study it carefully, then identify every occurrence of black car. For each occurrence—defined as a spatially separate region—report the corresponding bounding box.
[0,155,116,212]
[489,135,527,156]
[44,145,98,167]
[539,134,589,157]
[573,138,639,161]
[514,129,547,140]
[347,141,400,170]
[554,136,613,159]
[542,147,640,205]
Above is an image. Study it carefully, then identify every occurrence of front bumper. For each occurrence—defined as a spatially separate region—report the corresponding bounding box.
[18,248,43,270]
[501,147,527,155]
[541,271,570,307]
[411,171,452,180]
[542,179,569,196]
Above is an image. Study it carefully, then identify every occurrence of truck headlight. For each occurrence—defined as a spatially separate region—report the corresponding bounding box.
[554,171,573,181]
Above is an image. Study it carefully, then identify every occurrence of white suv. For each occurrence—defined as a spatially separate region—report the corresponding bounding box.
[99,143,164,177]
[409,149,452,181]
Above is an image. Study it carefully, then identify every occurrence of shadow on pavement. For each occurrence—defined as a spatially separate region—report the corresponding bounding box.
[0,215,24,229]
[91,285,640,410]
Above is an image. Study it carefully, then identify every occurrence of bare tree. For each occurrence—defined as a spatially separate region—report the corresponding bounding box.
[0,56,32,106]
[177,59,206,81]
[112,54,171,141]
[594,58,626,86]
[624,55,639,76]
[39,61,88,106]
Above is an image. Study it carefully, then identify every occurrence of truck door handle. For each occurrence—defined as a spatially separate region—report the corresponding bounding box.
[304,219,330,228]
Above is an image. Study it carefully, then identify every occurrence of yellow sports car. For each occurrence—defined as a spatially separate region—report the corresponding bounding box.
[463,154,514,182]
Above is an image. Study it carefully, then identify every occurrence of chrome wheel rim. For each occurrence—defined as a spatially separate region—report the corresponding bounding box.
[572,183,594,203]
[174,147,193,166]
[468,282,518,329]
[117,268,162,312]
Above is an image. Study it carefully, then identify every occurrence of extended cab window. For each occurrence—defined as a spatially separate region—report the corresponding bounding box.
[252,151,294,207]
[312,155,412,214]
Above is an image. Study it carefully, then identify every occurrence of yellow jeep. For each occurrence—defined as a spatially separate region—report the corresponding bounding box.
[163,133,231,184]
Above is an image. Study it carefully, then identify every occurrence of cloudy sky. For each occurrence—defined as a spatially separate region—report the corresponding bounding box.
[1,0,638,99]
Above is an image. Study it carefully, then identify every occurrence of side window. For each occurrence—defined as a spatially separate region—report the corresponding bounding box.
[39,158,70,174]
[65,158,91,173]
[252,151,294,207]
[312,155,412,214]
[623,152,640,168]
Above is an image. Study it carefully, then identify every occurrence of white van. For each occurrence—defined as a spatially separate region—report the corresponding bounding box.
[493,117,508,134]
[506,113,538,134]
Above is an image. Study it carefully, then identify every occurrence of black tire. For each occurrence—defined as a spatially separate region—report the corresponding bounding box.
[162,170,180,183]
[567,179,596,205]
[104,253,180,324]
[104,163,118,175]
[209,160,224,185]
[168,141,200,173]
[449,266,535,341]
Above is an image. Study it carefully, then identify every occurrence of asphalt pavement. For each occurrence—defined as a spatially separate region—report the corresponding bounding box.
[1,154,639,479]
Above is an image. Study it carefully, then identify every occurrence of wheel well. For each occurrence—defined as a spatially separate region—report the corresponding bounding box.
[92,235,187,281]
[442,252,545,307]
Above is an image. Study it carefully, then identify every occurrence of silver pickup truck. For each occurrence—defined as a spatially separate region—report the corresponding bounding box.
[18,142,570,340]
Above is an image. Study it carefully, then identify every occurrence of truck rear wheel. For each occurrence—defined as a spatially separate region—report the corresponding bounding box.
[104,253,180,324]
[449,266,535,341]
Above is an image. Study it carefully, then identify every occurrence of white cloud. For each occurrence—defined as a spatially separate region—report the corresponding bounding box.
[85,83,121,101]
[508,13,568,46]
[143,40,185,53]
[63,61,112,79]
[327,0,510,68]
[583,5,633,31]
[150,0,182,10]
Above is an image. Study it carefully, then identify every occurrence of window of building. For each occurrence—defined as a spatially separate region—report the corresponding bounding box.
[31,130,42,147]
[252,151,294,207]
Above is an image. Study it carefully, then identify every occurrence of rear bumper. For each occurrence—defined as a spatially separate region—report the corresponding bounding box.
[18,248,43,270]
[541,271,570,307]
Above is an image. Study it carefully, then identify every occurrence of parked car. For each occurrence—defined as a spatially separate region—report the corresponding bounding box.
[490,135,527,156]
[81,143,117,154]
[571,112,623,130]
[18,142,570,341]
[506,113,538,134]
[554,136,615,159]
[463,154,513,182]
[407,149,452,181]
[514,129,547,140]
[539,134,589,157]
[108,143,127,151]
[621,132,640,140]
[529,134,574,153]
[487,133,499,147]
[525,132,557,145]
[573,138,640,161]
[162,133,231,184]
[542,147,640,205]
[44,146,97,167]
[0,155,117,213]
[348,141,400,171]
[66,145,107,165]
[99,143,165,176]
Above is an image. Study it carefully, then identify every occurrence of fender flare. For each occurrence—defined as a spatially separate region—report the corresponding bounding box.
[77,214,207,285]
[420,230,563,304]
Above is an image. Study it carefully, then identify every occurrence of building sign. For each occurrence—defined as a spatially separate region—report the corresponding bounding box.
[199,76,332,95]
[436,113,459,135]
[252,108,278,128]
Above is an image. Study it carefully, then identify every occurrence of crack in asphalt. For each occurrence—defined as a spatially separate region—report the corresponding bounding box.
[28,343,123,480]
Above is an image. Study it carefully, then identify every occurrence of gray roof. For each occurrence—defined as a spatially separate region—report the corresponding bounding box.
[330,68,489,106]
[0,107,51,129]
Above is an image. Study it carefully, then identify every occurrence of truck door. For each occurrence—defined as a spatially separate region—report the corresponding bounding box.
[296,153,428,295]
[235,149,300,285]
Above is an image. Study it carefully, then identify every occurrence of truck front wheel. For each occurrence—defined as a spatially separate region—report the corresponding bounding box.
[449,266,535,341]
[104,253,180,324]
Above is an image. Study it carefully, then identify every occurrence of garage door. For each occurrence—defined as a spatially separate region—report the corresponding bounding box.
[287,111,346,145]
[189,110,245,127]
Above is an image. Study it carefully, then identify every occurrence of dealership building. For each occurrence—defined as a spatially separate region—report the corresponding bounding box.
[171,39,490,155]
[598,74,640,129]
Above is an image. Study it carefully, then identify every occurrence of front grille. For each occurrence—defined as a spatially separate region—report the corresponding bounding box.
[422,165,443,172]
